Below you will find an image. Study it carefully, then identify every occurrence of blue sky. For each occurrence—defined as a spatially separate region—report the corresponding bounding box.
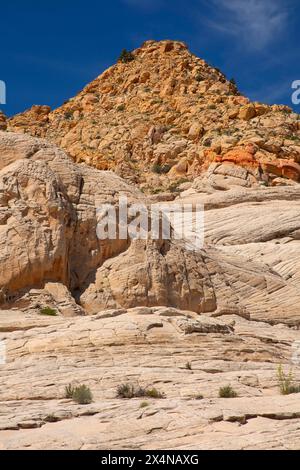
[1,0,299,116]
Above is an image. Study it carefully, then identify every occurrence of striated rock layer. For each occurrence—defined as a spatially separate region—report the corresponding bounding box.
[1,131,300,326]
[1,41,300,450]
[0,307,300,450]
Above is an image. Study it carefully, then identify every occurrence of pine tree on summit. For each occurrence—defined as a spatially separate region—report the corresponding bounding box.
[118,48,135,63]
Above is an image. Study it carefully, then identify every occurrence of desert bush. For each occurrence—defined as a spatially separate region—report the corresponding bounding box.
[39,307,57,316]
[219,385,237,398]
[44,414,59,423]
[72,385,93,405]
[64,111,73,120]
[195,394,204,400]
[65,383,93,404]
[118,49,135,63]
[65,384,75,399]
[277,365,300,395]
[117,383,136,399]
[195,73,203,82]
[140,401,150,408]
[185,362,192,370]
[152,163,172,174]
[144,387,165,399]
[117,383,165,399]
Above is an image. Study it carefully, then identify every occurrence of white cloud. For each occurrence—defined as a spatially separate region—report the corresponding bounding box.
[207,0,289,50]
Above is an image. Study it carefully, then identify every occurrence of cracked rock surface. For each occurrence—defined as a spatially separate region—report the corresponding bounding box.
[0,307,300,450]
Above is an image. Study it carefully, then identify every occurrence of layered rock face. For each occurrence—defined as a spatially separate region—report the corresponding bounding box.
[1,306,300,450]
[7,40,300,192]
[0,131,140,308]
[1,131,300,326]
[1,41,300,450]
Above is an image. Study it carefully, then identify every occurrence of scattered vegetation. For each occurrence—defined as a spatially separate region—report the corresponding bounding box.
[44,414,60,423]
[65,383,93,404]
[140,401,150,409]
[116,383,136,399]
[151,97,163,105]
[65,384,75,399]
[145,387,165,399]
[64,111,73,120]
[194,394,204,400]
[185,362,192,371]
[152,163,172,174]
[219,385,238,398]
[230,78,237,86]
[116,104,125,112]
[116,383,165,399]
[277,365,300,395]
[168,183,180,194]
[72,385,93,405]
[168,178,189,194]
[203,138,213,147]
[149,187,164,195]
[195,73,203,82]
[286,135,300,142]
[39,307,57,317]
[118,49,135,64]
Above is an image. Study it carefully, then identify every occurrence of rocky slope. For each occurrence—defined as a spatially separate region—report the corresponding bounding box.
[1,41,300,450]
[0,130,300,450]
[1,131,300,325]
[7,40,300,193]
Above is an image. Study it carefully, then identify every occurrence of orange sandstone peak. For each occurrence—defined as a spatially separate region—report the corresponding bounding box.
[7,40,300,192]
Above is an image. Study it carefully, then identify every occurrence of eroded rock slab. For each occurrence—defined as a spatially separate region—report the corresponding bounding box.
[0,307,300,450]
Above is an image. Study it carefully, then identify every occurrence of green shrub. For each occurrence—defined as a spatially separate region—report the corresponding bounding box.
[39,307,57,317]
[118,49,135,64]
[195,394,204,400]
[149,187,164,195]
[144,388,165,399]
[277,365,300,395]
[219,385,237,398]
[168,178,190,194]
[117,383,136,399]
[44,414,59,423]
[140,401,150,408]
[195,73,203,82]
[203,138,213,147]
[65,383,93,404]
[117,383,165,399]
[152,163,172,175]
[230,78,237,86]
[117,104,125,112]
[72,385,93,405]
[168,182,181,194]
[65,384,75,399]
[64,111,73,120]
